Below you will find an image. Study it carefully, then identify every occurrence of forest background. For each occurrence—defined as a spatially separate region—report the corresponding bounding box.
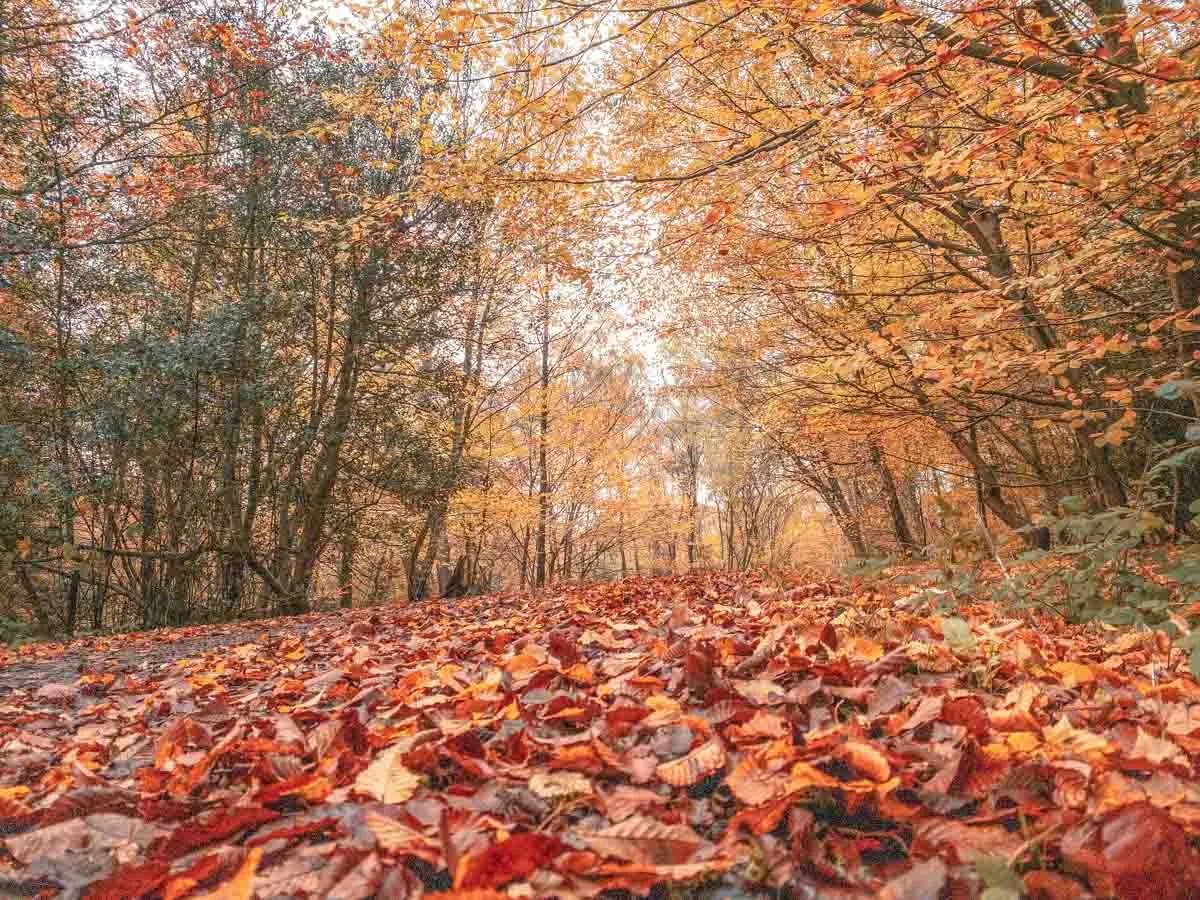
[4,0,1200,637]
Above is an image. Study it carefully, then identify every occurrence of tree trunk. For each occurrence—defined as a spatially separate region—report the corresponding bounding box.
[535,295,550,588]
[870,442,917,555]
[823,475,868,558]
[287,258,372,611]
[338,525,355,609]
[64,569,79,638]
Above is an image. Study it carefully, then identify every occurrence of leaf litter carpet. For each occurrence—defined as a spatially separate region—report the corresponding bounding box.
[3,572,1200,899]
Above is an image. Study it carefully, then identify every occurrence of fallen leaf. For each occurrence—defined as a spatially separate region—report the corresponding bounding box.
[191,847,262,900]
[879,857,947,900]
[655,738,726,786]
[579,815,706,866]
[529,771,593,800]
[354,744,422,803]
[837,741,891,782]
[456,832,564,890]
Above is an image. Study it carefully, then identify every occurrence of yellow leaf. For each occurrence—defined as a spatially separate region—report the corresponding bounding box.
[354,744,422,803]
[1006,731,1040,753]
[788,761,840,791]
[1050,661,1095,688]
[845,637,884,661]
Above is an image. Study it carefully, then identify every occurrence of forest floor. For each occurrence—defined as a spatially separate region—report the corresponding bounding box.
[2,570,1200,899]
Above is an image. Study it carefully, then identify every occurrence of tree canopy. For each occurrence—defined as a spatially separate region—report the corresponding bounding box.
[3,0,1200,633]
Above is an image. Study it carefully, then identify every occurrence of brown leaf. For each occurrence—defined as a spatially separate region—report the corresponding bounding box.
[152,806,278,859]
[940,696,990,739]
[579,815,706,866]
[914,818,1022,863]
[529,771,593,800]
[366,811,438,858]
[724,792,799,837]
[727,710,789,743]
[818,621,839,651]
[1024,870,1089,900]
[602,785,667,821]
[7,814,165,866]
[35,682,76,701]
[727,752,791,805]
[878,858,947,900]
[655,738,726,786]
[83,860,170,900]
[1062,802,1200,900]
[900,695,943,732]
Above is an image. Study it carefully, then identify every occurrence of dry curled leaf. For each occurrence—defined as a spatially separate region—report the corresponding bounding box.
[191,847,262,900]
[655,738,726,786]
[727,752,791,805]
[529,771,593,800]
[1062,802,1200,900]
[837,741,891,783]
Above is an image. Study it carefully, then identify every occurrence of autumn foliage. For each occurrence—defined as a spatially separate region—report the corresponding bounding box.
[6,0,1200,632]
[3,571,1200,897]
[7,0,1200,893]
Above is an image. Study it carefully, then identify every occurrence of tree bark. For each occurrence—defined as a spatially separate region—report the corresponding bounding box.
[870,442,917,555]
[535,294,550,588]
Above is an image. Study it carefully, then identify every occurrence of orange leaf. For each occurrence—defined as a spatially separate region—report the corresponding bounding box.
[727,710,789,743]
[725,791,800,837]
[1051,662,1095,688]
[727,752,791,805]
[191,847,261,900]
[787,761,840,792]
[83,860,170,900]
[837,741,891,782]
[562,662,595,684]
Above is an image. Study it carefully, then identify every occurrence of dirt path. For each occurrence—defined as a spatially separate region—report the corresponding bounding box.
[0,616,326,697]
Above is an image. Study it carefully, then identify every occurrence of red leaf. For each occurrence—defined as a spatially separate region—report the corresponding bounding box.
[152,806,278,860]
[818,621,839,651]
[456,832,564,890]
[84,860,170,900]
[1062,802,1200,900]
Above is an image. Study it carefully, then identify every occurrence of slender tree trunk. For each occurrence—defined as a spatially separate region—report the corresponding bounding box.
[288,262,370,610]
[64,569,79,638]
[535,295,550,588]
[618,511,628,579]
[870,442,916,554]
[338,524,355,609]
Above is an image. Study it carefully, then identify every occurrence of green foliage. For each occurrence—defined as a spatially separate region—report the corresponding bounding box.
[0,617,41,647]
[874,494,1200,631]
[1012,499,1180,626]
[973,855,1023,900]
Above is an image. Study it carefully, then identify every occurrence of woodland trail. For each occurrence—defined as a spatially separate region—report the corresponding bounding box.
[3,570,1200,899]
[0,618,321,698]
